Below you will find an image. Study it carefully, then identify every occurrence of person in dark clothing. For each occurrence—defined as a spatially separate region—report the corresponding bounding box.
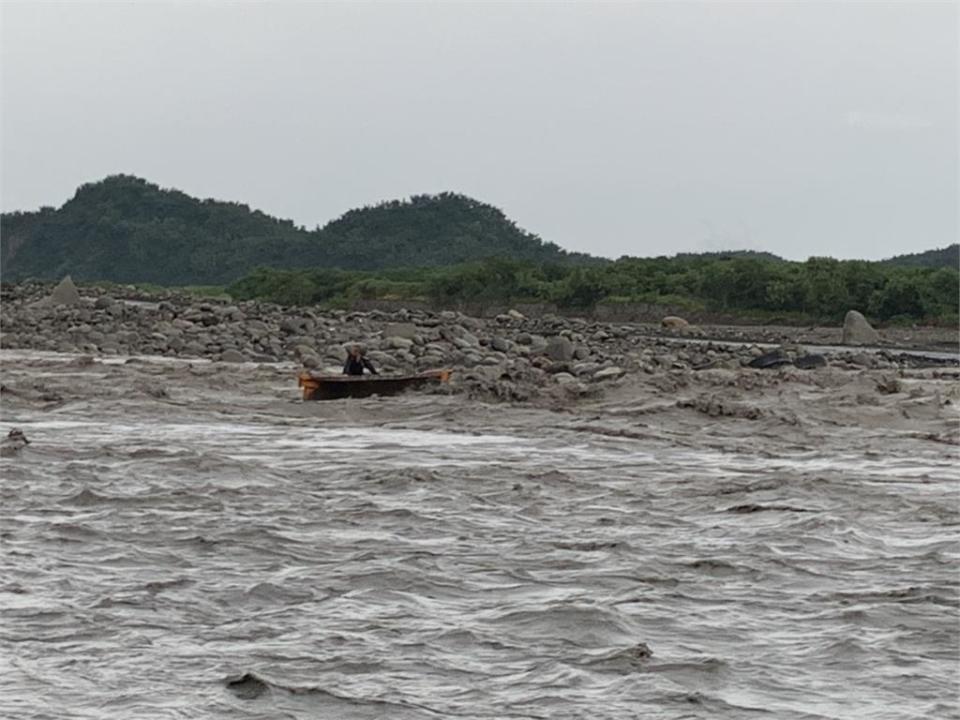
[343,345,378,376]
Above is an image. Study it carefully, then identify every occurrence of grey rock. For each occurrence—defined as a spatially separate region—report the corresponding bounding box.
[842,310,879,345]
[383,322,418,340]
[300,353,321,369]
[490,336,510,353]
[594,366,625,381]
[46,276,83,306]
[545,336,574,361]
[385,336,414,350]
[573,362,601,376]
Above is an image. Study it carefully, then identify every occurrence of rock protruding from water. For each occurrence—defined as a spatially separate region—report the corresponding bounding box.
[842,310,879,346]
[545,336,574,362]
[225,672,270,700]
[1,428,30,457]
[748,350,792,369]
[32,275,82,307]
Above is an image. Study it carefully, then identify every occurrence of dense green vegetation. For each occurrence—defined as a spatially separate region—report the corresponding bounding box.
[1,176,591,285]
[3,175,957,324]
[228,255,959,325]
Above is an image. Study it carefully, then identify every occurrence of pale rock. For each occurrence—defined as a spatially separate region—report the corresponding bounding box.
[661,316,689,329]
[594,366,626,381]
[573,362,601,376]
[842,310,879,345]
[383,322,418,340]
[386,336,414,350]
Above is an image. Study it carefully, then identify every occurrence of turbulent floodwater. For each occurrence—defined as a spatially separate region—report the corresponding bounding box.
[2,351,958,719]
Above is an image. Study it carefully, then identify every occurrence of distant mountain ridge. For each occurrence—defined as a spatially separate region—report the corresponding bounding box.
[880,244,959,269]
[1,175,955,285]
[0,175,594,285]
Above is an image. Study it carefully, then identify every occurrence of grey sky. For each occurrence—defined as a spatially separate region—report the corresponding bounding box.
[2,1,956,261]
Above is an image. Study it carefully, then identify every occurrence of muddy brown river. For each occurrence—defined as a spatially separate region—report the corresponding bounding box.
[2,350,958,719]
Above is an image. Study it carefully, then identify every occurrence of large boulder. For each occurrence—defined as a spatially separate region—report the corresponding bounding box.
[545,336,575,362]
[842,310,879,345]
[31,276,82,307]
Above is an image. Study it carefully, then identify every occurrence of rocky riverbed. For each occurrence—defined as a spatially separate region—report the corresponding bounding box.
[2,279,957,406]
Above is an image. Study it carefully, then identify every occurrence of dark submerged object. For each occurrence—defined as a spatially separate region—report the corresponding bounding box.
[748,350,793,369]
[794,354,828,369]
[299,369,452,400]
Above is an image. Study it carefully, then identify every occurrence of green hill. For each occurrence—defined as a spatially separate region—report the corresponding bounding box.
[881,244,959,269]
[0,176,593,285]
[670,249,786,263]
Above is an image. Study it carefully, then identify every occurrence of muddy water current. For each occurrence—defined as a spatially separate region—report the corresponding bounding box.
[1,351,958,719]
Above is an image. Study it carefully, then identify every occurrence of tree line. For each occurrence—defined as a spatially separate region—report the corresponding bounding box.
[228,255,959,325]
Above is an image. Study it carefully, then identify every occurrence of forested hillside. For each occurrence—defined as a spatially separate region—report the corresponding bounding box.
[0,176,590,284]
[880,244,959,269]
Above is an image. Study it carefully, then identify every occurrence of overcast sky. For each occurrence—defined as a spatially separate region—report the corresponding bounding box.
[1,1,956,261]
